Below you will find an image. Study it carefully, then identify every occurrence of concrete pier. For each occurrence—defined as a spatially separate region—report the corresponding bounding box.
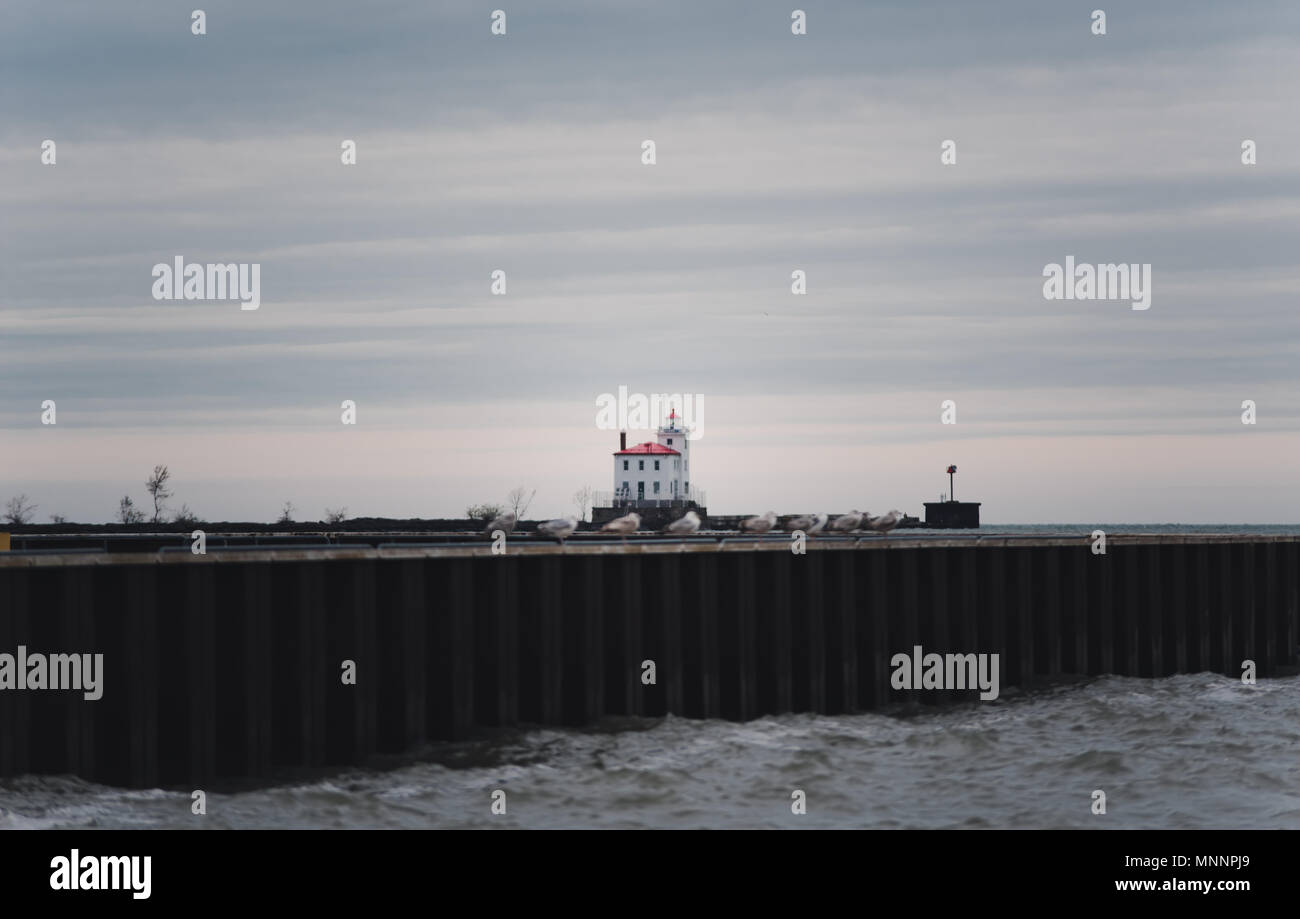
[0,535,1296,788]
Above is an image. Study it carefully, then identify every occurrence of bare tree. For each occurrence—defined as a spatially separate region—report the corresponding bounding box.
[465,504,502,522]
[50,514,68,524]
[324,507,348,525]
[572,485,594,523]
[118,495,145,524]
[3,494,37,525]
[278,501,296,524]
[145,465,172,523]
[172,504,199,525]
[506,487,536,519]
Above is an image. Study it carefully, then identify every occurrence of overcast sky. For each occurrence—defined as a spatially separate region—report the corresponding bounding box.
[3,0,1299,524]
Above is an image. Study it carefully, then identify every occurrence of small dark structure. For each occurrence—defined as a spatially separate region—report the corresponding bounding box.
[924,502,981,528]
[924,464,979,528]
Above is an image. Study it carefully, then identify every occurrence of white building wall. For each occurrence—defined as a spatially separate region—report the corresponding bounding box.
[612,450,681,500]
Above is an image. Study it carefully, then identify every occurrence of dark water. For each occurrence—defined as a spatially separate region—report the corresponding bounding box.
[3,673,1297,829]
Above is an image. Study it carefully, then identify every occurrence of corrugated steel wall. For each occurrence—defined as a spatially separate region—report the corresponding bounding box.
[0,538,1296,787]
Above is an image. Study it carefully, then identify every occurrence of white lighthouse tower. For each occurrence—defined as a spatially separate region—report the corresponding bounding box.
[655,406,691,499]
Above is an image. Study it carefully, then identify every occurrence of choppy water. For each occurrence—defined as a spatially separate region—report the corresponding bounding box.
[3,673,1298,829]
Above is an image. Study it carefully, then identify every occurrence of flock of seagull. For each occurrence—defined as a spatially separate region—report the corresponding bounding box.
[481,508,906,543]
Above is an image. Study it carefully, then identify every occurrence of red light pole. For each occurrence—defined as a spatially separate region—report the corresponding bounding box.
[947,465,957,502]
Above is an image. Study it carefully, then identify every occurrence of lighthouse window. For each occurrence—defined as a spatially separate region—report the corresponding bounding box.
[623,460,628,470]
[639,460,644,471]
[654,460,660,471]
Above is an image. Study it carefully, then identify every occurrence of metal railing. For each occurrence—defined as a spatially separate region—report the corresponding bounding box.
[593,489,706,509]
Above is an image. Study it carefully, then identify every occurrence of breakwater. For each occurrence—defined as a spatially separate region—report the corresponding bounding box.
[1,535,1296,788]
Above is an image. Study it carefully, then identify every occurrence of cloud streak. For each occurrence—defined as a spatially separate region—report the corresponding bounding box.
[2,0,1298,521]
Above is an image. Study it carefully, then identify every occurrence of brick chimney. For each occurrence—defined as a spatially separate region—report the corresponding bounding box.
[620,431,626,450]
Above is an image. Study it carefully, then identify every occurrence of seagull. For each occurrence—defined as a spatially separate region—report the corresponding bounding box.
[831,510,865,533]
[784,514,813,532]
[867,509,904,536]
[740,511,778,534]
[537,516,579,543]
[483,510,517,536]
[600,511,641,541]
[663,510,701,536]
[784,513,828,534]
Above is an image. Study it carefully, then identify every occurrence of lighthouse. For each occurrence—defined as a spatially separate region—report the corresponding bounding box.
[595,405,705,527]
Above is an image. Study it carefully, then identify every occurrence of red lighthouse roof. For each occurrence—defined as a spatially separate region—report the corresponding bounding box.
[614,441,680,456]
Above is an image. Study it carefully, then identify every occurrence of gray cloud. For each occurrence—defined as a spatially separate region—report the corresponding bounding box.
[3,0,1298,521]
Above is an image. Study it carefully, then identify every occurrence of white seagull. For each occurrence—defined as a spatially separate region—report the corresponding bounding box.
[599,511,642,541]
[537,516,579,543]
[831,510,865,533]
[867,509,904,536]
[740,511,778,534]
[784,513,828,534]
[663,510,701,536]
[483,510,517,535]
